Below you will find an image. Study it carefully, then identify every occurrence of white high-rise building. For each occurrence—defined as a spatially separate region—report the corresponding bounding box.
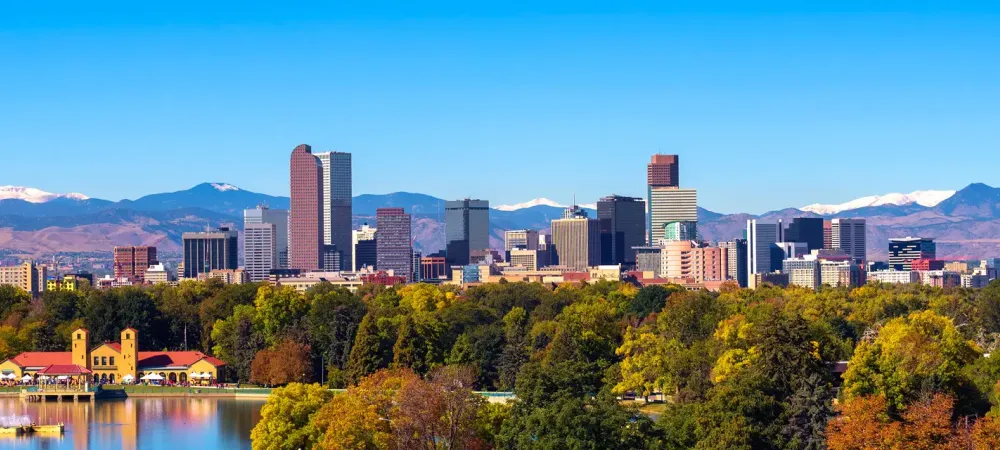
[316,151,352,270]
[244,223,276,282]
[245,206,288,269]
[831,218,866,264]
[648,188,697,245]
[352,224,377,272]
[747,220,783,275]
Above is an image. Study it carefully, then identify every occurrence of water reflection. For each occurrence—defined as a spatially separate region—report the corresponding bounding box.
[0,397,264,449]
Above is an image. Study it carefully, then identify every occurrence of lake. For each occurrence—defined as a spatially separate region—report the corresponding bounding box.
[0,397,265,449]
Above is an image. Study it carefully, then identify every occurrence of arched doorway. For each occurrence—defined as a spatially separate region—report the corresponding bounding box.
[168,373,177,383]
[109,374,115,384]
[100,374,108,384]
[179,373,187,384]
[93,374,100,384]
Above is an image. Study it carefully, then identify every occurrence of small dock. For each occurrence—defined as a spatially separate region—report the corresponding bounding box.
[19,389,94,402]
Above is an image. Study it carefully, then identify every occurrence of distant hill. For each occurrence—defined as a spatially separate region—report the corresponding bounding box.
[2,182,1000,260]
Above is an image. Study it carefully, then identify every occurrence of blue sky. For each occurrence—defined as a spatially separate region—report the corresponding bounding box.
[2,1,999,214]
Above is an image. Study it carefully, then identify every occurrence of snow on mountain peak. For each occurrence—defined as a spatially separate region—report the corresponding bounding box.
[800,190,956,215]
[210,183,240,192]
[495,198,567,211]
[0,186,90,203]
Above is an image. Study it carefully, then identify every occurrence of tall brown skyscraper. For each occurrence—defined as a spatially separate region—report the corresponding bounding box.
[375,208,412,281]
[647,154,679,188]
[113,246,157,282]
[289,144,323,271]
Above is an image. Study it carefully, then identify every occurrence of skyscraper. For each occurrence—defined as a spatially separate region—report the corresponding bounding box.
[445,199,490,267]
[784,218,824,252]
[718,239,748,287]
[244,223,276,282]
[244,206,288,269]
[352,224,377,271]
[550,206,601,270]
[289,144,323,271]
[182,227,239,279]
[504,230,539,251]
[647,154,679,188]
[662,221,698,242]
[376,208,412,280]
[316,151,352,270]
[113,246,157,282]
[647,154,696,245]
[747,220,783,275]
[831,218,867,263]
[889,237,936,271]
[597,195,645,267]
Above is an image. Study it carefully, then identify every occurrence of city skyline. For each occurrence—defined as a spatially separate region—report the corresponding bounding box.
[5,3,1000,213]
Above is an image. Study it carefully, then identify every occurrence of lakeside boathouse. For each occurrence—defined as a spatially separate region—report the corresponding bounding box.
[0,327,226,384]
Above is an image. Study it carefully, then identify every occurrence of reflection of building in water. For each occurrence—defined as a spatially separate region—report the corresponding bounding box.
[95,399,138,450]
[0,328,226,383]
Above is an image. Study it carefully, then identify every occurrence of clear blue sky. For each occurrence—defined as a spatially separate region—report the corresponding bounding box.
[2,1,999,214]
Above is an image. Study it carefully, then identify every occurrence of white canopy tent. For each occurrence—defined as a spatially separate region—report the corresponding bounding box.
[200,372,212,379]
[189,372,202,379]
[122,374,135,384]
[20,375,31,382]
[140,373,164,381]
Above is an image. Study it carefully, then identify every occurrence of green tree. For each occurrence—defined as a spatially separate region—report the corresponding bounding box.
[254,284,310,345]
[306,284,366,373]
[345,314,392,383]
[250,382,332,450]
[211,304,265,383]
[0,285,30,320]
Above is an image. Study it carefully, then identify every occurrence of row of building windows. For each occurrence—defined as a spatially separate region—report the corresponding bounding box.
[94,356,115,366]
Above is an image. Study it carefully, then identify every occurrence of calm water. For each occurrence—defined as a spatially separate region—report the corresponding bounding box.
[0,397,264,449]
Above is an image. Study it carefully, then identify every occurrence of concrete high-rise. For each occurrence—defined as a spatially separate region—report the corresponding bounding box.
[647,154,679,188]
[352,224,377,271]
[550,206,601,270]
[784,218,824,252]
[597,195,645,267]
[182,228,239,279]
[289,144,323,271]
[889,237,936,271]
[648,188,697,245]
[718,239,748,287]
[316,151,352,270]
[113,246,157,282]
[662,221,698,242]
[504,230,539,251]
[244,223,276,282]
[747,220,783,275]
[445,199,490,267]
[831,219,867,263]
[245,206,288,269]
[376,208,412,280]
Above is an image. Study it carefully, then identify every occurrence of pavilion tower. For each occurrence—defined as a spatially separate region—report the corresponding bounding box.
[72,328,89,369]
[120,327,138,380]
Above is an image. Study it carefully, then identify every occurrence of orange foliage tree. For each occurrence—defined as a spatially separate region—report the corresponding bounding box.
[250,338,312,386]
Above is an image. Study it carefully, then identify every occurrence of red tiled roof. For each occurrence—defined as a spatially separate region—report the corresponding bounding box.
[8,352,72,368]
[201,356,226,367]
[138,351,226,368]
[105,343,122,352]
[37,364,93,375]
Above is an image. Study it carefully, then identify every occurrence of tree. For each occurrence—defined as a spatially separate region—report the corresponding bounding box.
[628,284,681,320]
[0,285,30,320]
[781,373,835,450]
[826,394,967,450]
[211,304,265,383]
[497,307,529,391]
[250,383,332,450]
[345,314,392,384]
[254,284,310,345]
[307,285,366,374]
[250,338,313,386]
[614,326,673,400]
[199,282,258,351]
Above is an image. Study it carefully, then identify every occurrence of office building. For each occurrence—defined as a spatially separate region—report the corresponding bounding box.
[289,144,323,271]
[181,228,239,279]
[823,220,833,249]
[352,224,377,271]
[634,246,662,277]
[244,223,277,282]
[920,270,961,288]
[784,218,824,252]
[662,221,698,242]
[597,195,645,266]
[505,230,539,251]
[747,220,783,275]
[376,208,412,281]
[961,273,991,289]
[551,206,601,270]
[888,237,936,271]
[783,258,820,290]
[412,251,423,282]
[820,260,863,288]
[648,188,698,245]
[868,270,921,285]
[244,206,288,269]
[775,242,810,261]
[660,241,729,283]
[421,257,447,280]
[322,245,342,273]
[509,249,542,271]
[316,151,352,270]
[445,199,490,267]
[718,239,748,287]
[144,264,173,285]
[113,246,157,283]
[831,219,867,263]
[911,258,945,271]
[0,261,46,296]
[647,154,679,188]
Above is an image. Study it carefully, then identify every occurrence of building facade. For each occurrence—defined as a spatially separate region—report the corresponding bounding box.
[181,228,239,279]
[421,256,447,280]
[662,221,698,242]
[596,195,645,267]
[445,199,490,267]
[718,239,748,287]
[316,151,352,270]
[747,220,783,275]
[0,261,46,295]
[289,144,323,271]
[551,207,601,271]
[244,206,288,269]
[352,224,377,272]
[375,208,412,281]
[244,223,276,282]
[868,270,921,284]
[784,218,824,252]
[888,237,936,271]
[831,219,867,264]
[504,229,539,252]
[509,249,541,271]
[659,241,729,283]
[648,188,698,245]
[113,246,157,283]
[783,258,820,290]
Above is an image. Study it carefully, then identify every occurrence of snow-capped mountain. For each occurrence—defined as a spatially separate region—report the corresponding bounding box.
[495,198,567,211]
[800,190,956,215]
[0,186,89,203]
[210,183,240,192]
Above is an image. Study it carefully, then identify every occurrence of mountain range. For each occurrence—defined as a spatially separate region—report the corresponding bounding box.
[2,183,1000,260]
